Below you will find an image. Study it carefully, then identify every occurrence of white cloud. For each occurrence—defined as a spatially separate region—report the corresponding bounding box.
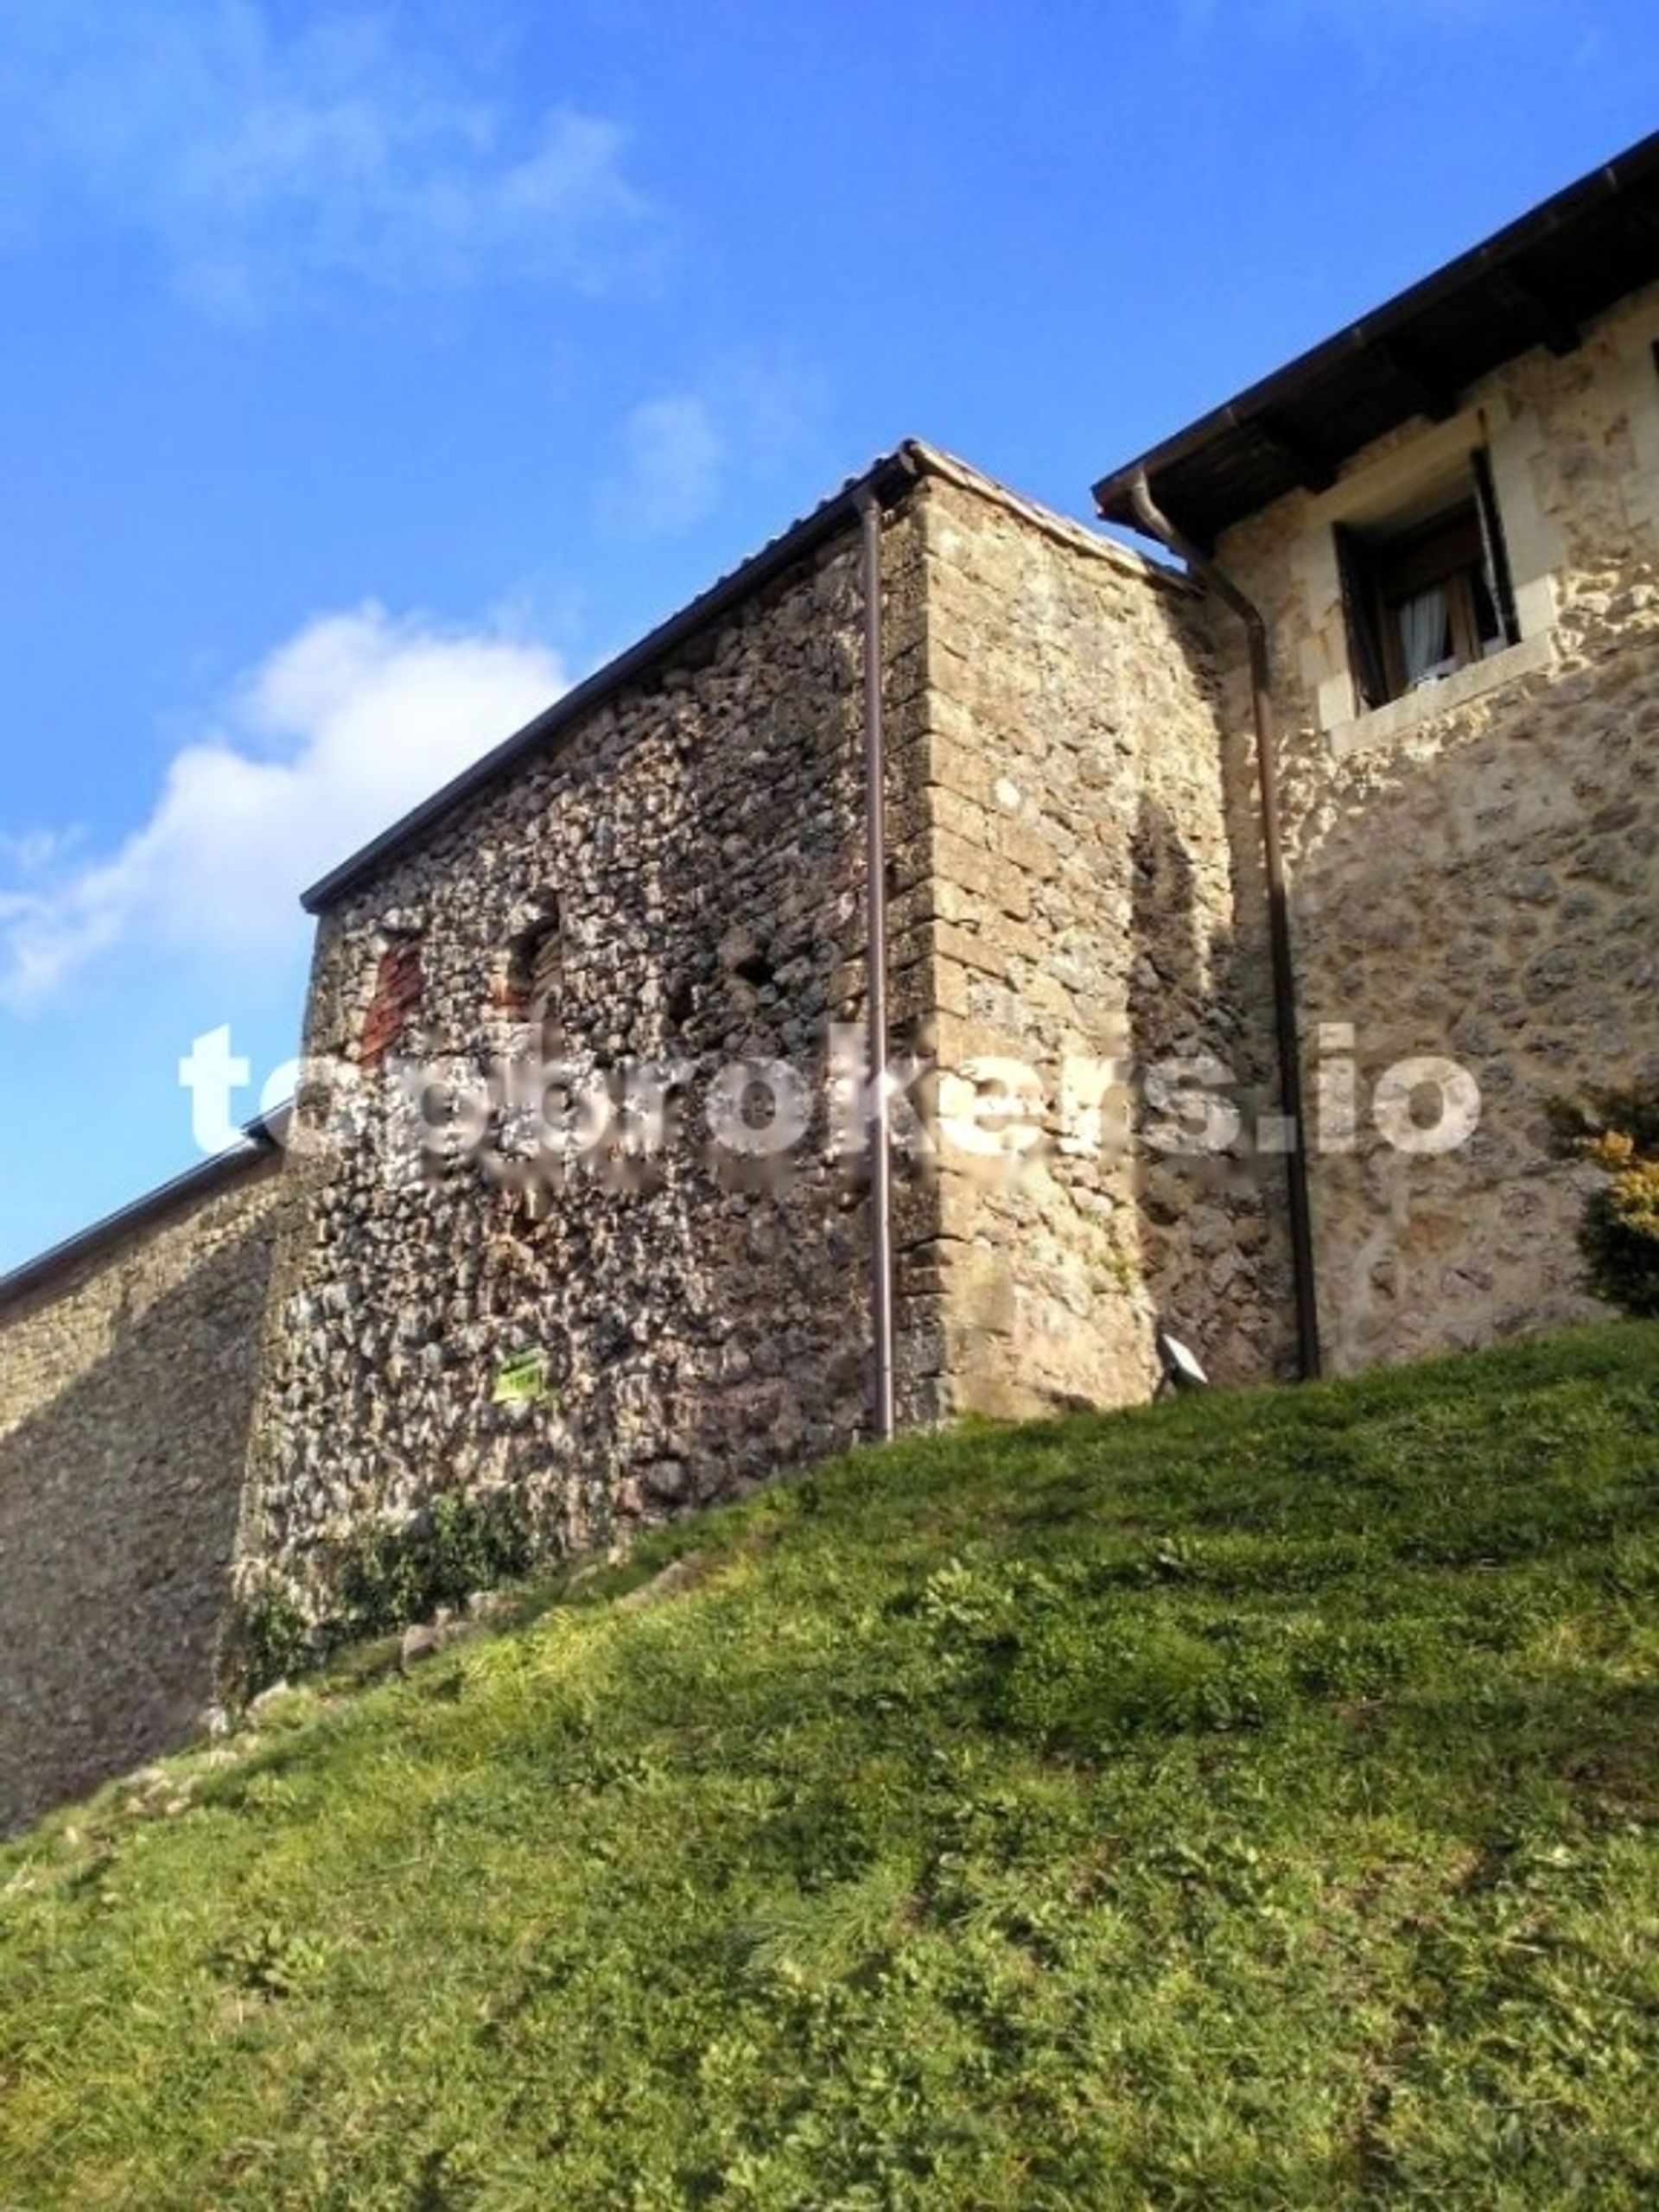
[0,3,665,313]
[598,395,727,538]
[596,352,829,541]
[0,607,566,1011]
[0,828,83,878]
[1176,0,1526,29]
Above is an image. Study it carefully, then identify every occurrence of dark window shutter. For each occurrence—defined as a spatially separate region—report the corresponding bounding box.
[1333,524,1386,712]
[1471,447,1520,646]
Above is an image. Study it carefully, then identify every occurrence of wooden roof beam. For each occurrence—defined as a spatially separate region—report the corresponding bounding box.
[1251,412,1339,493]
[1375,336,1460,423]
[1487,265,1581,357]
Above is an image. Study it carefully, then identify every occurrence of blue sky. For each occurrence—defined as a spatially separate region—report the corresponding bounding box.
[0,0,1653,1269]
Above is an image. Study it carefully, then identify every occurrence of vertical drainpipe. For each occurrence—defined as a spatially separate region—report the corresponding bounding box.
[1127,473,1323,1382]
[855,488,898,1441]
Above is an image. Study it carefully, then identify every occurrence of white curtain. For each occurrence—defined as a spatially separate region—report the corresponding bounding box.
[1399,586,1449,684]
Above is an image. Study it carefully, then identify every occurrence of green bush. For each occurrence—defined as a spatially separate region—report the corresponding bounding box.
[1551,1084,1659,1316]
[225,1492,537,1703]
[334,1489,534,1642]
[224,1583,312,1702]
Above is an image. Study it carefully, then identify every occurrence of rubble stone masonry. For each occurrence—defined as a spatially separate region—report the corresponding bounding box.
[238,452,1305,1649]
[234,487,935,1646]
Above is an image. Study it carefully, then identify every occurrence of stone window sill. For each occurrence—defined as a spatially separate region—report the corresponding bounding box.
[1326,632,1557,759]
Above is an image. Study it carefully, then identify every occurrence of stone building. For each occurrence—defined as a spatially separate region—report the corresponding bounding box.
[3,132,1656,1827]
[231,442,1284,1673]
[1091,134,1659,1376]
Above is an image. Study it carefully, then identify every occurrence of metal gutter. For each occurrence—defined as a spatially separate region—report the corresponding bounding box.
[855,490,896,1443]
[1093,129,1659,533]
[1128,473,1322,1382]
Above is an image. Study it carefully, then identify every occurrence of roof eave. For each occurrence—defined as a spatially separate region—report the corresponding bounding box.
[302,445,926,915]
[1092,130,1659,537]
[0,1121,281,1315]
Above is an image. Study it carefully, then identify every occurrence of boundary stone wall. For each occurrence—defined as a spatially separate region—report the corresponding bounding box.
[0,1153,283,1834]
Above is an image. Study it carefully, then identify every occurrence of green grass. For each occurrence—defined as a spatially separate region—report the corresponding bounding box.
[3,1325,1658,2209]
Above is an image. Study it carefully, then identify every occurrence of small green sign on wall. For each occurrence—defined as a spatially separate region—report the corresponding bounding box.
[493,1349,555,1407]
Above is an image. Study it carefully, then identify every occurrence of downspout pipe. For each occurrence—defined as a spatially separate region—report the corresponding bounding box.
[855,488,898,1440]
[1126,472,1323,1382]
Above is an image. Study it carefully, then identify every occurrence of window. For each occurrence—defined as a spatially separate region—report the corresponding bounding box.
[358,937,423,1069]
[503,900,563,1054]
[1335,449,1518,712]
[493,901,565,1221]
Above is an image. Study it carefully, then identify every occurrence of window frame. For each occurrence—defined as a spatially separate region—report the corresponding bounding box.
[1334,447,1520,715]
[501,899,565,1059]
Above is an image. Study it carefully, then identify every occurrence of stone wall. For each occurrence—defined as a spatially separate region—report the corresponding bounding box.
[1208,280,1659,1371]
[898,465,1294,1415]
[236,488,939,1650]
[0,1150,282,1834]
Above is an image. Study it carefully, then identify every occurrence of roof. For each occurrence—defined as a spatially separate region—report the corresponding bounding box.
[303,444,925,912]
[1093,130,1659,548]
[0,1116,283,1316]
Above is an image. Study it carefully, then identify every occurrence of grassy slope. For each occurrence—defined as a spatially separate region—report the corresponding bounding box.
[3,1326,1657,2211]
